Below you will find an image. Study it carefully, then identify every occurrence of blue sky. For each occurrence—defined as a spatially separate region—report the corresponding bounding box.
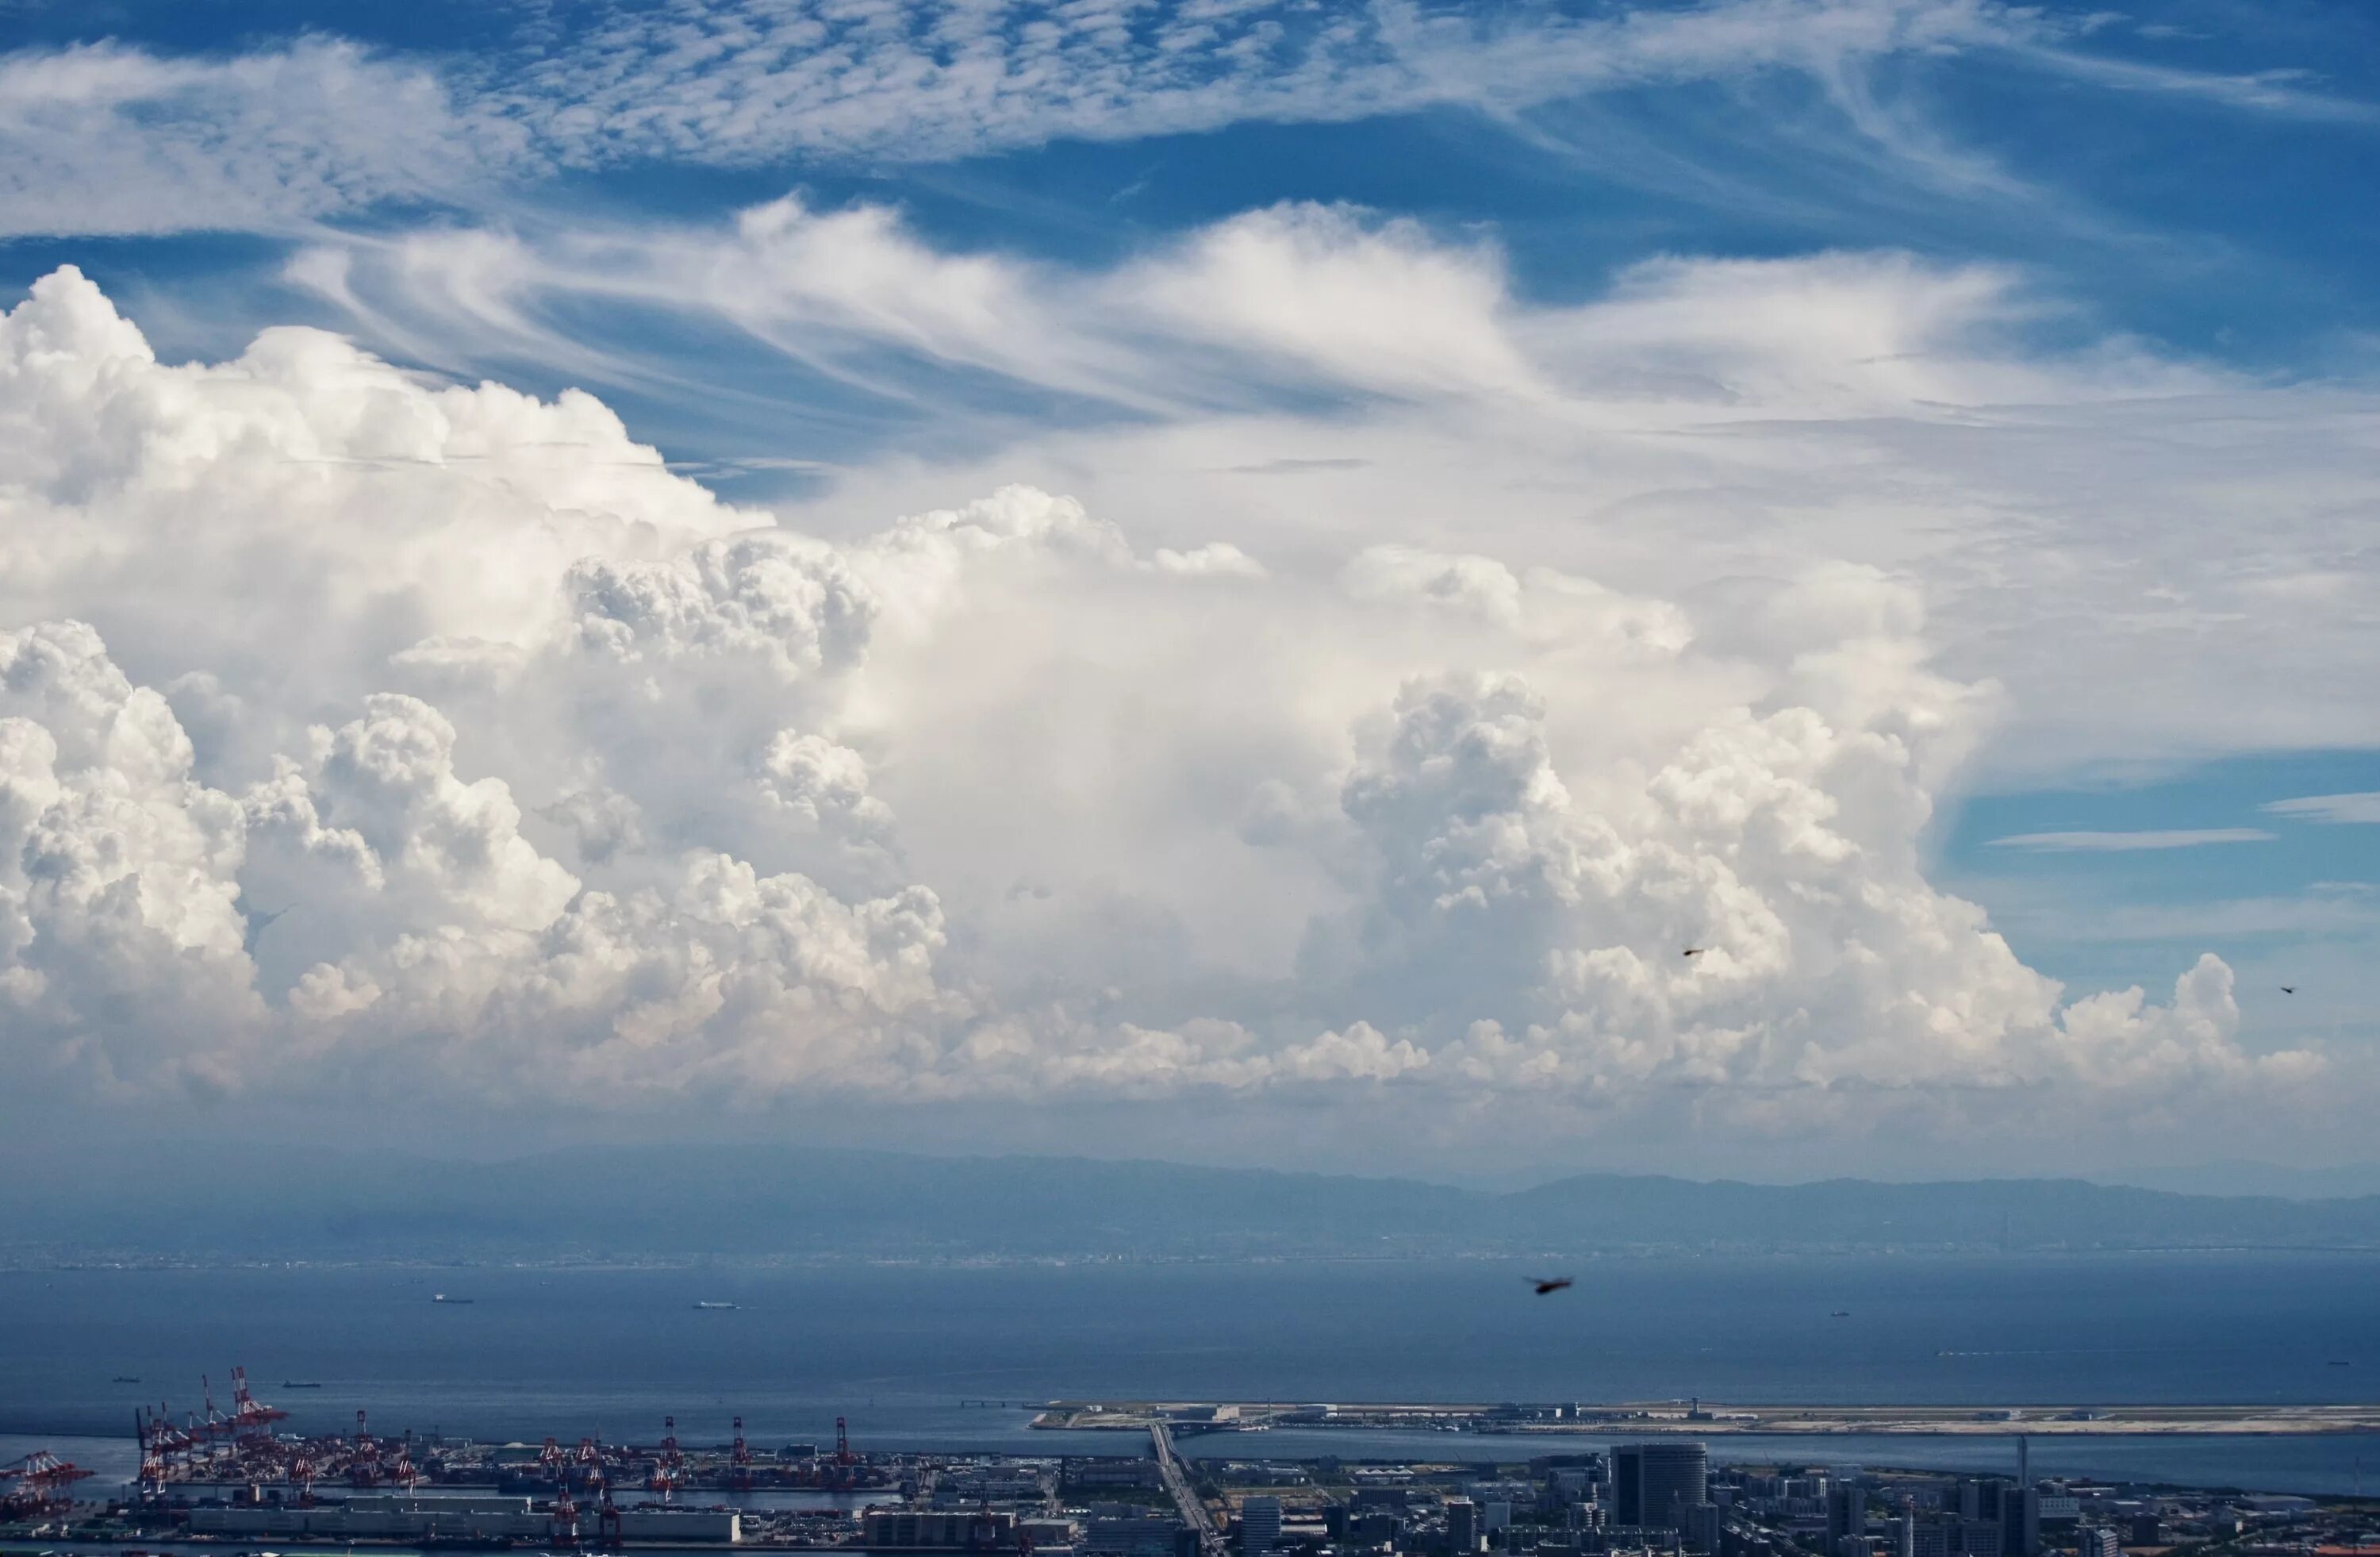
[1939,752,2380,1051]
[2,0,2377,1174]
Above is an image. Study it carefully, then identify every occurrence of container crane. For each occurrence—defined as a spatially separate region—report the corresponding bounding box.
[2,1450,98,1516]
[349,1409,382,1487]
[230,1366,288,1438]
[134,1410,167,1497]
[648,1415,684,1503]
[730,1417,754,1492]
[552,1481,581,1547]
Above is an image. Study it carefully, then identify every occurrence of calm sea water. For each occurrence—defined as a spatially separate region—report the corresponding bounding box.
[4,1254,2376,1494]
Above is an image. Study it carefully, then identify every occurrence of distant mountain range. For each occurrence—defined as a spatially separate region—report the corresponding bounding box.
[2092,1159,2380,1200]
[8,1143,2380,1263]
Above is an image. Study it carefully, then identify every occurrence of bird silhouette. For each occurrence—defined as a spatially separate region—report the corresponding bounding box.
[1532,1277,1574,1295]
[2280,986,2296,994]
[1682,948,1706,958]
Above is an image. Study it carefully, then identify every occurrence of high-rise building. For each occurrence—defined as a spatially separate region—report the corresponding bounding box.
[1242,1498,1282,1557]
[1445,1498,1479,1556]
[1828,1486,1867,1544]
[1613,1443,1710,1532]
[1087,1517,1200,1557]
[1996,1487,2040,1557]
[1612,1449,1641,1526]
[2077,1529,2119,1557]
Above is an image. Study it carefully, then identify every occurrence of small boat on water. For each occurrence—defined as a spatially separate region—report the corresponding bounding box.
[282,1380,324,1388]
[1831,1310,1852,1317]
[432,1293,475,1305]
[693,1300,738,1311]
[113,1374,142,1383]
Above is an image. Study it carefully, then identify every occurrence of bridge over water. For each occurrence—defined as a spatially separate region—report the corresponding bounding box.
[1150,1424,1227,1557]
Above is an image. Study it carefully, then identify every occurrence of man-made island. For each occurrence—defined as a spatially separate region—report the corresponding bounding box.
[1033,1401,2380,1438]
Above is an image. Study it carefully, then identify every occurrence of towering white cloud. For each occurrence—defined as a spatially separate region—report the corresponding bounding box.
[0,268,2332,1156]
[0,621,260,1095]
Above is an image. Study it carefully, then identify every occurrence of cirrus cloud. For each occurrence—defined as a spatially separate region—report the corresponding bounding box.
[2263,792,2380,825]
[1987,828,2277,852]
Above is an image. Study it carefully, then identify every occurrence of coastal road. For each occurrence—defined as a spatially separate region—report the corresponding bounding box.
[1152,1424,1227,1557]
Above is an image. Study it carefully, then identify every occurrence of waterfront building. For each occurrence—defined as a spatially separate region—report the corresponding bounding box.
[1613,1443,1710,1532]
[1828,1485,1866,1544]
[1997,1486,2040,1557]
[1243,1495,1284,1557]
[191,1494,740,1546]
[1086,1517,1197,1557]
[1072,1460,1167,1492]
[1447,1496,1480,1555]
[866,1510,1019,1547]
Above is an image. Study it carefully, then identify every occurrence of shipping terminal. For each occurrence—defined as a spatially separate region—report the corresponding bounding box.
[6,1368,2378,1556]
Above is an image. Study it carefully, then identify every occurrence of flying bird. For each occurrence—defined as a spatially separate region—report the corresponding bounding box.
[1682,948,1706,959]
[2281,986,2296,994]
[1532,1277,1574,1296]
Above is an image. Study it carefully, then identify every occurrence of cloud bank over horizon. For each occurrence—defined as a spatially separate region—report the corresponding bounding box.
[0,267,2339,1167]
[4,0,2378,1174]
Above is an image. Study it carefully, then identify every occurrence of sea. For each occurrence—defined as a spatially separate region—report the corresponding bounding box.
[4,1251,2378,1496]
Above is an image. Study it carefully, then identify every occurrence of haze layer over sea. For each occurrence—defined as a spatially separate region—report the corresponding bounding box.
[6,1254,2377,1494]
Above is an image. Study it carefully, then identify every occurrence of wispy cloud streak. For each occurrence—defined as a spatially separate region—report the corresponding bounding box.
[1987,828,2277,852]
[2264,792,2380,825]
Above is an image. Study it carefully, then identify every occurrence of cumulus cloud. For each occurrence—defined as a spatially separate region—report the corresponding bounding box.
[0,266,2330,1159]
[0,621,260,1094]
[410,193,2364,790]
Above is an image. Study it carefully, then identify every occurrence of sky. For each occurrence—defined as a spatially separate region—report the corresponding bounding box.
[2,0,2378,1182]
